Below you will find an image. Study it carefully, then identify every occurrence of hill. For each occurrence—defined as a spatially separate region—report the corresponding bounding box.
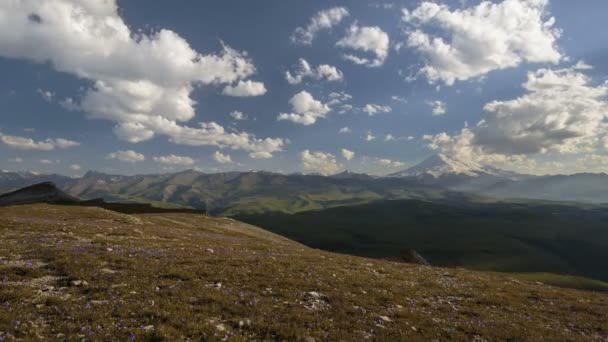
[235,199,608,288]
[0,204,606,340]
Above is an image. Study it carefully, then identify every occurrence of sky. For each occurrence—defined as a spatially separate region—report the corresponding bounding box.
[1,0,608,176]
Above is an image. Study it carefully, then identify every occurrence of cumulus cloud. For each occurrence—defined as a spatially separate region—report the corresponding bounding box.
[365,132,376,141]
[337,23,390,67]
[213,151,233,164]
[300,150,341,175]
[285,59,343,84]
[339,127,352,134]
[153,154,195,166]
[291,7,349,45]
[428,100,447,115]
[376,158,405,168]
[107,150,145,163]
[341,148,355,161]
[423,64,608,172]
[40,159,53,164]
[0,0,283,157]
[70,164,81,171]
[0,132,79,150]
[278,91,331,125]
[222,80,267,97]
[230,111,247,120]
[402,0,562,85]
[362,104,392,116]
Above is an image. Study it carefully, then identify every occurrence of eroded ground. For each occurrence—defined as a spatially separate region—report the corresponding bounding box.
[0,204,607,341]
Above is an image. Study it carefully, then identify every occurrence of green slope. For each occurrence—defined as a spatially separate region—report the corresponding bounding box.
[234,199,608,286]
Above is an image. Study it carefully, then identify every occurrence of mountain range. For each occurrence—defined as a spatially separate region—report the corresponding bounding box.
[2,154,608,213]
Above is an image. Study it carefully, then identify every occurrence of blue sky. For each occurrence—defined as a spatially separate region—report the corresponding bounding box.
[1,0,607,176]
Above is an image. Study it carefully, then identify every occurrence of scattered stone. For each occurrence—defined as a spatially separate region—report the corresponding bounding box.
[106,248,113,252]
[206,248,214,254]
[100,268,116,274]
[215,323,225,332]
[303,337,316,342]
[70,280,88,287]
[301,291,330,311]
[238,319,251,328]
[378,316,392,323]
[142,325,154,332]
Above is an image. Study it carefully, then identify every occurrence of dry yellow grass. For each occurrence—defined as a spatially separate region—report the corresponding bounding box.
[0,204,607,341]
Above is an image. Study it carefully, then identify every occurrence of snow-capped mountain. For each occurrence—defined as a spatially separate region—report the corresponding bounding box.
[390,154,525,180]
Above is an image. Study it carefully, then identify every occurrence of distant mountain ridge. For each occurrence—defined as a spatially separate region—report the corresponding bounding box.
[2,154,608,210]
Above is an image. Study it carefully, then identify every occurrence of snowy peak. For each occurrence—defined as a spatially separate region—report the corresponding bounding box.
[390,154,523,179]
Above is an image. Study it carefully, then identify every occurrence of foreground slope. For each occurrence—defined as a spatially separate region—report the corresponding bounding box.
[1,205,607,341]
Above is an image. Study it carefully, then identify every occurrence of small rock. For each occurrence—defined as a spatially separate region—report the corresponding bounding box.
[143,325,154,332]
[378,316,392,323]
[106,248,113,252]
[206,248,214,254]
[71,280,88,287]
[216,323,225,332]
[304,337,316,342]
[411,326,418,332]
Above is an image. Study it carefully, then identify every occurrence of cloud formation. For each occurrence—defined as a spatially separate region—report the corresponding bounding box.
[423,64,608,170]
[213,151,233,164]
[0,132,79,151]
[222,80,267,97]
[153,154,195,166]
[0,0,283,158]
[278,91,331,125]
[291,7,349,45]
[341,148,355,161]
[337,23,390,67]
[300,150,341,175]
[402,0,562,85]
[362,104,392,116]
[107,150,145,163]
[285,59,343,85]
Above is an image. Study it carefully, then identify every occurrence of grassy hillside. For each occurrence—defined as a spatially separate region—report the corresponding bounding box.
[1,204,607,340]
[235,199,608,286]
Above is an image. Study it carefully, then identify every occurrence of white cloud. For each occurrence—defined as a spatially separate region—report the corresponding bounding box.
[222,80,267,97]
[37,89,54,102]
[428,100,447,115]
[249,151,273,159]
[0,0,283,157]
[9,157,23,163]
[0,132,79,151]
[376,158,405,168]
[341,148,355,161]
[402,0,562,85]
[39,159,53,164]
[300,150,341,175]
[230,111,247,120]
[213,151,233,164]
[384,134,395,142]
[423,64,608,173]
[337,23,390,67]
[291,7,349,45]
[391,95,407,103]
[362,103,392,116]
[153,154,195,166]
[339,127,352,134]
[365,132,376,141]
[70,164,81,171]
[285,59,343,84]
[107,150,145,163]
[278,91,331,125]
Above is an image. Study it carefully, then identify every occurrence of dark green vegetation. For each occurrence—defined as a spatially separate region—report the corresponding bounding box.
[1,205,607,340]
[235,199,608,290]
